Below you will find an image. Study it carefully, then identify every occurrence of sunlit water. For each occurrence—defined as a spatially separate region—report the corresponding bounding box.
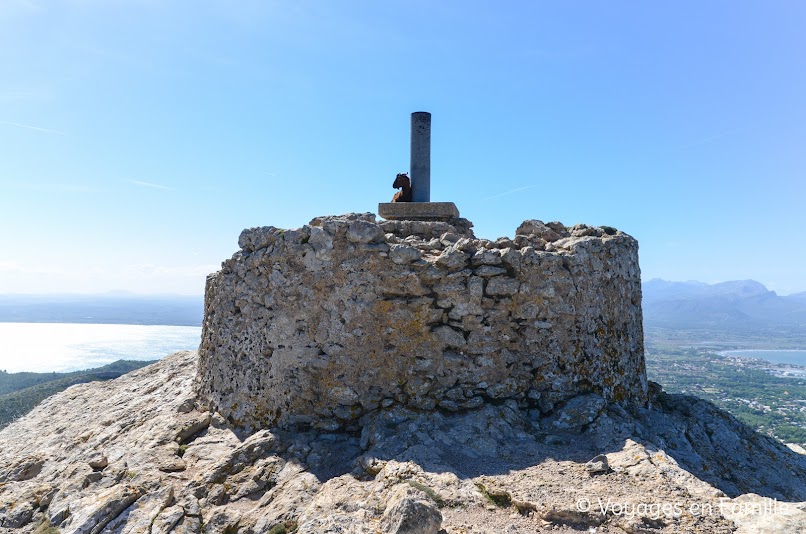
[719,349,806,367]
[0,322,202,373]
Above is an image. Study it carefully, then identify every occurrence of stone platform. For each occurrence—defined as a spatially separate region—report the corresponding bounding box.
[378,201,459,221]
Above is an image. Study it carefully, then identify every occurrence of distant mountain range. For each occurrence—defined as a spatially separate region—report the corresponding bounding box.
[642,279,806,329]
[0,294,203,326]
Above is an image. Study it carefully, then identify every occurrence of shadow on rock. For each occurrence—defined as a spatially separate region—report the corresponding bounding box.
[329,388,806,502]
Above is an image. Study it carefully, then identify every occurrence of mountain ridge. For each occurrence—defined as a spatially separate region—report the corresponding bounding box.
[642,278,806,329]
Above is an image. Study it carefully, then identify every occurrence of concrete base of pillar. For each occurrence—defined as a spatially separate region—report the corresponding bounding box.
[378,202,460,221]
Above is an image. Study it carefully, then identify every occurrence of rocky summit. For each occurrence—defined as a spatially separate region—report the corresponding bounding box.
[1,214,805,533]
[1,351,805,533]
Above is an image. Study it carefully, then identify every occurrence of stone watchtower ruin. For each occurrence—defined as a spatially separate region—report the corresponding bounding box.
[195,113,648,431]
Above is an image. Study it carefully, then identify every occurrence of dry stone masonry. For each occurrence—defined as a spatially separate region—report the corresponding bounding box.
[196,213,647,431]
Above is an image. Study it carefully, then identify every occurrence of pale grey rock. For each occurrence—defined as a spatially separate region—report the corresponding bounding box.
[435,245,468,269]
[552,394,605,430]
[173,412,212,444]
[158,457,186,473]
[545,221,570,236]
[115,487,174,534]
[308,226,334,261]
[474,265,507,277]
[151,504,184,533]
[470,249,502,266]
[329,386,359,406]
[238,226,280,253]
[515,219,562,242]
[201,508,242,533]
[584,454,609,474]
[452,237,474,253]
[0,500,33,528]
[496,237,515,248]
[484,276,520,296]
[432,326,465,348]
[513,234,547,250]
[389,244,421,264]
[570,223,602,237]
[720,493,806,533]
[177,397,196,414]
[281,226,311,245]
[346,220,385,244]
[63,484,144,534]
[88,454,108,471]
[499,247,521,270]
[0,455,44,483]
[172,516,202,534]
[380,486,442,534]
[439,232,461,245]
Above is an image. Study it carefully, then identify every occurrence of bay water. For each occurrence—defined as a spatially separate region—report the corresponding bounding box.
[719,349,806,367]
[0,322,202,373]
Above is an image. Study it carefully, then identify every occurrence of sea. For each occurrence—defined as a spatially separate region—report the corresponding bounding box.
[719,349,806,368]
[0,322,202,373]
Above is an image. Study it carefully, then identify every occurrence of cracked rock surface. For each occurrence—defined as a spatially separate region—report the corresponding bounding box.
[1,351,805,533]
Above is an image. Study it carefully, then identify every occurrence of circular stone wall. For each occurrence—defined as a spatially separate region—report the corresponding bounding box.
[196,213,647,431]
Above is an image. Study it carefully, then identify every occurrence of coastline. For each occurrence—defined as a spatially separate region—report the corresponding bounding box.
[717,349,806,378]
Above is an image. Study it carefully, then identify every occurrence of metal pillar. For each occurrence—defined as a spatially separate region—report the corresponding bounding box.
[410,112,431,202]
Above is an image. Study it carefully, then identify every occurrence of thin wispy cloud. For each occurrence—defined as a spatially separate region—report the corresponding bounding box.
[680,127,748,150]
[129,180,172,191]
[0,120,64,135]
[484,185,538,201]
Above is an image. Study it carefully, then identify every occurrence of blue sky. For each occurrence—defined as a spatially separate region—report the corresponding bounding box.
[1,0,804,296]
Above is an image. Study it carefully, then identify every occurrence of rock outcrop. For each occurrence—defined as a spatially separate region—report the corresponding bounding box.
[2,213,805,533]
[197,214,646,431]
[1,351,805,533]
